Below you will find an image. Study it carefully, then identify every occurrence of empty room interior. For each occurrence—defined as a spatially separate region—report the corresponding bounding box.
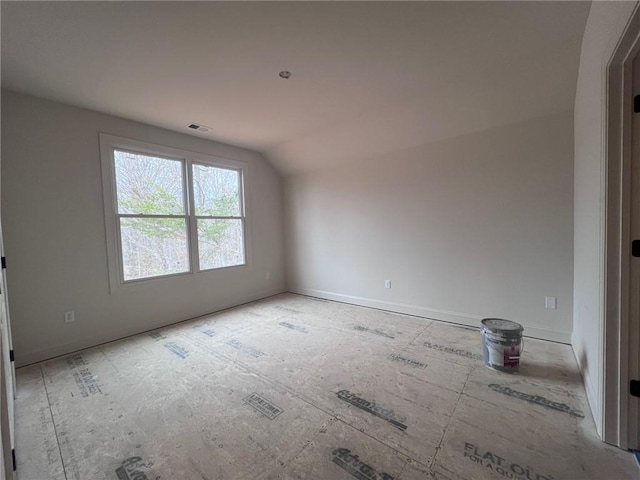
[1,1,640,479]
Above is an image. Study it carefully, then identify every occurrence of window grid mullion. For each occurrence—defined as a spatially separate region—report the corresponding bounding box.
[102,134,248,287]
[239,170,246,217]
[238,172,247,263]
[186,158,200,273]
[117,214,189,219]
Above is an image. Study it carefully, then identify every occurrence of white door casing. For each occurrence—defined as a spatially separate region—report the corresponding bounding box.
[0,100,16,480]
[604,5,640,451]
[0,327,12,480]
[628,53,640,450]
[0,213,15,478]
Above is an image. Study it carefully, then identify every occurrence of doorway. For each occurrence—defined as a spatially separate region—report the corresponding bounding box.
[628,51,640,452]
[0,222,16,475]
[604,8,640,451]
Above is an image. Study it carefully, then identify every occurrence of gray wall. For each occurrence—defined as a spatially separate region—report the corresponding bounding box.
[1,91,286,366]
[285,111,575,342]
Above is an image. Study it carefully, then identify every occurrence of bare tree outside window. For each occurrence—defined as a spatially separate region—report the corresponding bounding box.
[192,163,245,270]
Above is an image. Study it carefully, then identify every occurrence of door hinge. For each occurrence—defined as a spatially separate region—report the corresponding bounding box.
[9,350,14,362]
[631,380,640,398]
[634,95,640,113]
[12,448,15,471]
[633,240,640,257]
[1,257,6,269]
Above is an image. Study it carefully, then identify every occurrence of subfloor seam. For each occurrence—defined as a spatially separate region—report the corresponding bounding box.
[333,413,432,472]
[39,364,69,480]
[280,416,340,473]
[182,330,428,470]
[428,366,474,469]
[400,323,432,353]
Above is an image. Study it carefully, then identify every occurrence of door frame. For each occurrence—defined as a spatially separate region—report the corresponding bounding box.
[0,331,11,480]
[604,5,640,450]
[0,235,14,480]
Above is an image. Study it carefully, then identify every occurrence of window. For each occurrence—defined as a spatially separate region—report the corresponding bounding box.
[100,134,247,287]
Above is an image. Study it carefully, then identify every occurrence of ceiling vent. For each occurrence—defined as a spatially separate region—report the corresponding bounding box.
[187,123,211,133]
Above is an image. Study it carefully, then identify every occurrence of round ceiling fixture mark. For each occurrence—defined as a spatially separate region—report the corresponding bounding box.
[279,71,292,79]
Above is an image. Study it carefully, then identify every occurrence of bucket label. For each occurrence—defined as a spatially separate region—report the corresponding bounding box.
[484,337,520,368]
[488,384,585,417]
[503,345,520,368]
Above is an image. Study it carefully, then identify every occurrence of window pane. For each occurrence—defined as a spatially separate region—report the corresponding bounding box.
[114,150,185,215]
[192,164,241,216]
[120,218,189,280]
[198,219,245,270]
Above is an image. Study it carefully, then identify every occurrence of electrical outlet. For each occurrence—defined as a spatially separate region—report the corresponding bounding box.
[64,311,75,323]
[545,297,557,310]
[384,280,391,289]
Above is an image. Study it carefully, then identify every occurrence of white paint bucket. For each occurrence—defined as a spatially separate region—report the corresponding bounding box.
[480,318,524,373]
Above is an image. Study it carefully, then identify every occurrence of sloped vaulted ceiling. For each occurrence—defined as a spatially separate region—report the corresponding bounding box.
[1,1,590,175]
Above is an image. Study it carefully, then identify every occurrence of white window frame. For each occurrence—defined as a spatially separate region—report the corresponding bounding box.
[100,134,249,291]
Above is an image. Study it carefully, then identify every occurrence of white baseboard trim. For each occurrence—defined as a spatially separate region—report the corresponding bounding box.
[291,287,572,344]
[16,287,286,367]
[571,333,602,436]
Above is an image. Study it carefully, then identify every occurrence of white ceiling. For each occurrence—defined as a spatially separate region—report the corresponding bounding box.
[1,1,590,176]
